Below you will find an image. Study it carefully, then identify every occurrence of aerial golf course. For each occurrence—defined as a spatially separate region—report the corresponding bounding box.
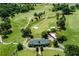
[0,3,79,56]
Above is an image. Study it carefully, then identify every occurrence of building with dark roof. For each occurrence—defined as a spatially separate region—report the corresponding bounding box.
[28,38,49,47]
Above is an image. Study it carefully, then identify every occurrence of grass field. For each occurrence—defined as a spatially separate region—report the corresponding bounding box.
[0,44,17,56]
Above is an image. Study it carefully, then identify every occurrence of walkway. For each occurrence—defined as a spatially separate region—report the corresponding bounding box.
[24,17,33,29]
[0,35,3,43]
[38,47,41,56]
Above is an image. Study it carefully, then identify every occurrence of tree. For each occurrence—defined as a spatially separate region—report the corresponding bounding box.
[2,17,11,23]
[0,10,10,19]
[36,47,39,52]
[40,46,44,56]
[56,12,59,20]
[70,6,76,12]
[34,12,39,21]
[64,45,79,56]
[52,4,69,12]
[57,35,67,43]
[40,46,44,52]
[53,40,59,47]
[56,17,66,30]
[21,28,32,38]
[0,4,35,19]
[41,31,48,39]
[34,12,38,17]
[61,12,66,21]
[36,47,39,56]
[51,28,57,33]
[62,7,71,15]
[75,4,79,9]
[34,11,45,20]
[0,22,12,38]
[17,43,23,51]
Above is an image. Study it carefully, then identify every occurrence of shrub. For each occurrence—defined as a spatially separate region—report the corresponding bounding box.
[57,35,67,43]
[21,28,32,38]
[53,40,59,47]
[62,7,71,15]
[17,43,23,51]
[70,6,76,12]
[51,28,57,33]
[41,31,48,39]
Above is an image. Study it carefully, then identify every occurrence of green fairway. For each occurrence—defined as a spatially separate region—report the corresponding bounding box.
[62,10,79,46]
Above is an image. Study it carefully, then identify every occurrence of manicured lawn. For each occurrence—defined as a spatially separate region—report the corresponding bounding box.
[0,44,17,56]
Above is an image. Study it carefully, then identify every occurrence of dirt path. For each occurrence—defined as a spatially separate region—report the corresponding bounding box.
[58,42,65,49]
[38,47,41,56]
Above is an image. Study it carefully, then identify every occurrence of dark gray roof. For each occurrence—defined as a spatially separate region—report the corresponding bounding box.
[28,39,49,46]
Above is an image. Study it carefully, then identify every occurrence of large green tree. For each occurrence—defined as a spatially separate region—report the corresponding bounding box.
[64,45,79,56]
[56,16,66,30]
[0,22,12,38]
[21,28,32,38]
[17,43,23,51]
[41,31,48,39]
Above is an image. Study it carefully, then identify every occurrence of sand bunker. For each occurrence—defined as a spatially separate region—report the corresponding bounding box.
[33,26,39,29]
